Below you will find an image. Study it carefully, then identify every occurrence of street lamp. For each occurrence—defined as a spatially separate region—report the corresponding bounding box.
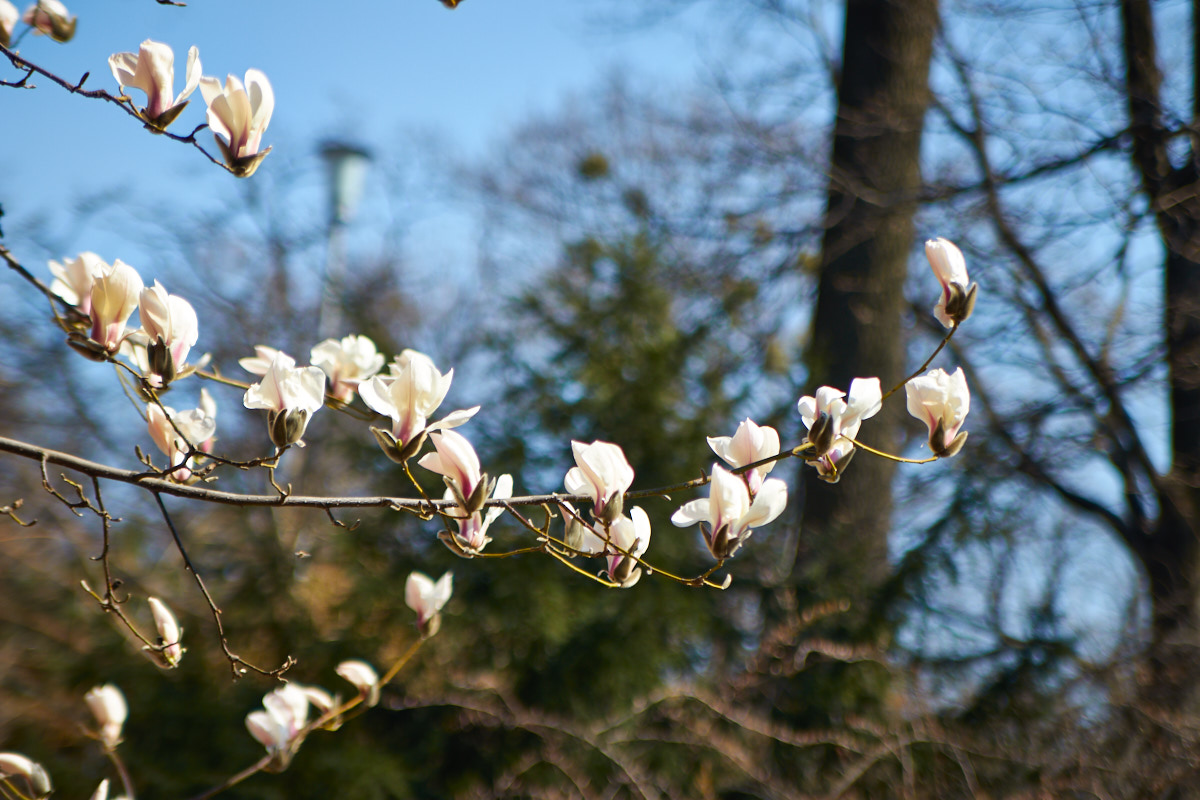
[318,140,372,337]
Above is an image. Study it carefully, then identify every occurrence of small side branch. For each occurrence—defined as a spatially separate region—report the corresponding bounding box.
[153,493,293,679]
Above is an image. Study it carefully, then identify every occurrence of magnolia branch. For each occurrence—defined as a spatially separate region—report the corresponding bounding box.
[0,42,233,174]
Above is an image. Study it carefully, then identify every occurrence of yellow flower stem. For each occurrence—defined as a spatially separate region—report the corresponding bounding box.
[846,436,939,465]
[880,323,958,403]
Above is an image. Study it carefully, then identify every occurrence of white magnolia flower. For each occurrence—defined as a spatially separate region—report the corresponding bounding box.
[245,683,311,769]
[199,70,274,176]
[405,570,453,638]
[560,500,604,556]
[0,752,51,798]
[925,237,977,328]
[336,660,381,707]
[671,464,788,560]
[0,1,18,47]
[310,335,385,404]
[797,377,882,483]
[197,388,217,452]
[108,40,201,129]
[906,367,971,457]
[138,281,199,385]
[21,0,74,42]
[440,473,512,557]
[84,684,127,750]
[564,440,634,525]
[243,352,327,448]
[147,596,184,668]
[147,397,216,482]
[89,259,144,352]
[47,251,106,317]
[706,418,780,495]
[359,349,478,462]
[603,507,651,588]
[239,344,282,376]
[419,430,485,511]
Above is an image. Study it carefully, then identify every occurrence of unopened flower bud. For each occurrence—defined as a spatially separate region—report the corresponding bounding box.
[336,660,381,707]
[943,282,978,327]
[84,684,127,750]
[146,596,184,668]
[463,472,492,516]
[610,553,638,586]
[146,337,177,385]
[269,408,309,448]
[563,515,588,555]
[596,490,624,526]
[369,426,405,463]
[806,410,835,456]
[23,0,75,43]
[707,523,734,561]
[816,446,854,483]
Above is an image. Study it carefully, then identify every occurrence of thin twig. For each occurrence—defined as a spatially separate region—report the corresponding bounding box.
[153,493,293,679]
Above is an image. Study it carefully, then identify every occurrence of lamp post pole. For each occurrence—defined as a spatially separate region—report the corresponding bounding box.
[317,141,372,339]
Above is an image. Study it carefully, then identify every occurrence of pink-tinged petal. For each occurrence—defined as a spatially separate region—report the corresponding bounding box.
[245,710,284,749]
[420,430,482,500]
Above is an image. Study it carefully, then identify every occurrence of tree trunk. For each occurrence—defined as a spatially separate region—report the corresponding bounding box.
[1121,0,1200,710]
[780,0,937,725]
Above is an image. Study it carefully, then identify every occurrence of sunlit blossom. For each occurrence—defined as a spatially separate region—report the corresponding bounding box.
[84,684,127,750]
[926,237,977,328]
[671,464,788,560]
[564,440,634,525]
[238,344,282,376]
[89,259,144,352]
[138,280,198,385]
[419,430,484,512]
[440,473,512,556]
[243,351,326,448]
[47,251,106,318]
[603,507,651,588]
[405,570,453,638]
[0,1,18,47]
[245,683,312,770]
[147,596,184,668]
[147,397,216,482]
[108,39,201,129]
[0,752,51,798]
[906,367,971,457]
[359,349,478,462]
[199,69,274,176]
[21,0,74,42]
[336,659,381,707]
[310,335,385,404]
[797,377,882,483]
[706,418,780,495]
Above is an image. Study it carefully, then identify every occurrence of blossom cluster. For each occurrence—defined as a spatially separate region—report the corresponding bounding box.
[2,0,275,174]
[105,38,275,175]
[45,237,976,594]
[3,563,441,788]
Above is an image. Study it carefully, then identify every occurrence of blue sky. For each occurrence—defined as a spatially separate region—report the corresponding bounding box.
[1,0,709,251]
